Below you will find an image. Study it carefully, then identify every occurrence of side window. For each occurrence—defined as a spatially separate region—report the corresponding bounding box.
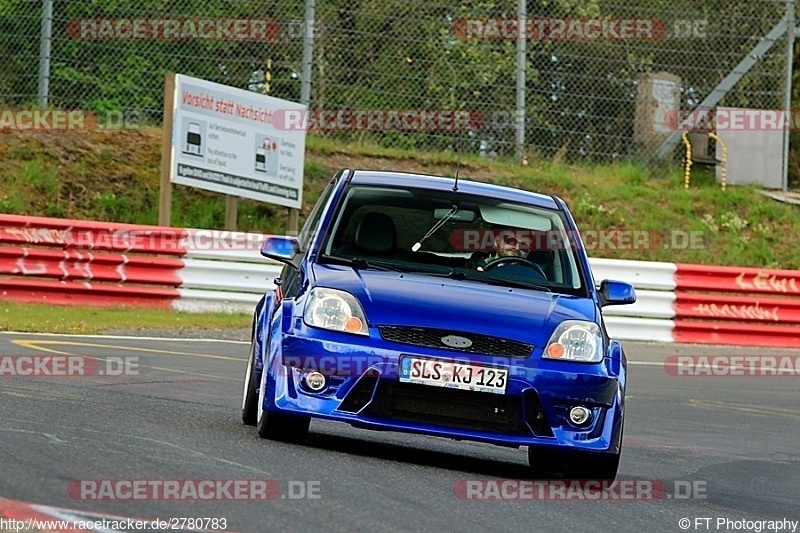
[280,263,301,298]
[282,176,338,298]
[297,177,336,251]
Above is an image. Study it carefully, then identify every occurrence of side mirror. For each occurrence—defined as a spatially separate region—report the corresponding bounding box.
[598,279,636,307]
[261,236,300,269]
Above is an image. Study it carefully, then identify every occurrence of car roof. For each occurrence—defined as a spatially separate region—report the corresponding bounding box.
[347,170,560,210]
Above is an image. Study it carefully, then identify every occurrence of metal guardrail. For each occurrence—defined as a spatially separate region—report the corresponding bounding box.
[176,252,280,313]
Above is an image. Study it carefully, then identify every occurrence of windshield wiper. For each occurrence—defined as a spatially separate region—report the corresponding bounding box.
[320,254,405,273]
[447,269,552,292]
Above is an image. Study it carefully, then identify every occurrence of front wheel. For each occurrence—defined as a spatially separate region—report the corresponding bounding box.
[255,365,310,443]
[528,448,620,481]
[241,334,259,426]
[575,452,620,481]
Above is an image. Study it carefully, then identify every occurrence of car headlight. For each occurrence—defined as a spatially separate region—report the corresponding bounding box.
[543,321,603,362]
[303,288,368,336]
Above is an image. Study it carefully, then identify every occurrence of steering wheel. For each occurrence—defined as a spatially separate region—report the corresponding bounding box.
[482,256,546,279]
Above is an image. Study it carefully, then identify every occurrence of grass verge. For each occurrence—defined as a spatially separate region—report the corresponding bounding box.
[1,128,799,269]
[0,301,250,335]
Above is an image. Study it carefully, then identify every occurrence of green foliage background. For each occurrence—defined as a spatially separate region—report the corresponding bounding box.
[0,0,795,165]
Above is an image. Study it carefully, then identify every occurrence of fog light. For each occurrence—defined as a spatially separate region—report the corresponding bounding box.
[304,371,327,392]
[569,406,592,426]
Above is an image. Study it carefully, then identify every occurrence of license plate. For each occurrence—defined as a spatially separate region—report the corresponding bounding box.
[399,357,508,394]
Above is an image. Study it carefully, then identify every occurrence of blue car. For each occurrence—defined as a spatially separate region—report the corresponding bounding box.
[242,169,636,479]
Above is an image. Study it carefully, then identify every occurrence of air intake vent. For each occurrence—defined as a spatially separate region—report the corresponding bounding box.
[365,381,531,435]
[338,372,379,413]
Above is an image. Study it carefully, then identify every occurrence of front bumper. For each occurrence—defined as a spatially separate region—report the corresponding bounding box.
[262,326,624,453]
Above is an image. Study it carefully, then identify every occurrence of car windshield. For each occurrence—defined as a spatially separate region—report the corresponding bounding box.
[320,184,587,296]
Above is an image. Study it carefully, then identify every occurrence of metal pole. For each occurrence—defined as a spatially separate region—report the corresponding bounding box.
[515,0,526,162]
[782,0,795,191]
[300,0,315,106]
[291,0,315,235]
[37,0,53,107]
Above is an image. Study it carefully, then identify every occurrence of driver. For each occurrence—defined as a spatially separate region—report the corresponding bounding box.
[475,229,531,271]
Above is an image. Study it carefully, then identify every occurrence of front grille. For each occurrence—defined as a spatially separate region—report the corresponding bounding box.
[379,326,533,358]
[365,381,530,435]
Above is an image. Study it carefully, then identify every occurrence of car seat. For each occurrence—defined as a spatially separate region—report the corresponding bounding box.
[337,212,397,257]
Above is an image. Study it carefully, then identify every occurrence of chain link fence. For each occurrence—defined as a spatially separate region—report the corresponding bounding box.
[0,0,794,163]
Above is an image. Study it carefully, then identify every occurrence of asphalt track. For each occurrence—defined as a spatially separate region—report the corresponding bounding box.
[1,332,798,533]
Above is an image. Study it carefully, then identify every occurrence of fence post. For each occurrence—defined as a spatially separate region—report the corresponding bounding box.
[782,0,795,191]
[301,0,315,107]
[292,0,316,234]
[515,0,527,162]
[37,0,53,107]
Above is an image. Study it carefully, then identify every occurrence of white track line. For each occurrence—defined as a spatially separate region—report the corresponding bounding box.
[0,331,249,344]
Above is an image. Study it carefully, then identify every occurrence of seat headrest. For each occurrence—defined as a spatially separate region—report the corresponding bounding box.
[355,212,396,254]
[527,248,555,267]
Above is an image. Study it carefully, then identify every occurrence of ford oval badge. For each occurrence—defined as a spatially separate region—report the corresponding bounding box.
[441,335,473,349]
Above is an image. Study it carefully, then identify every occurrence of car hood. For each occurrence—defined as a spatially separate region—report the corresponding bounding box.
[310,264,597,347]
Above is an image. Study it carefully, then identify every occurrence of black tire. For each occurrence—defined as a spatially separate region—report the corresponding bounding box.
[241,334,259,426]
[255,367,310,443]
[573,452,620,481]
[527,447,569,479]
[527,447,620,481]
[256,408,311,443]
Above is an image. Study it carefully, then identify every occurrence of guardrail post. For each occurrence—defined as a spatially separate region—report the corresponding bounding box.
[37,0,53,107]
